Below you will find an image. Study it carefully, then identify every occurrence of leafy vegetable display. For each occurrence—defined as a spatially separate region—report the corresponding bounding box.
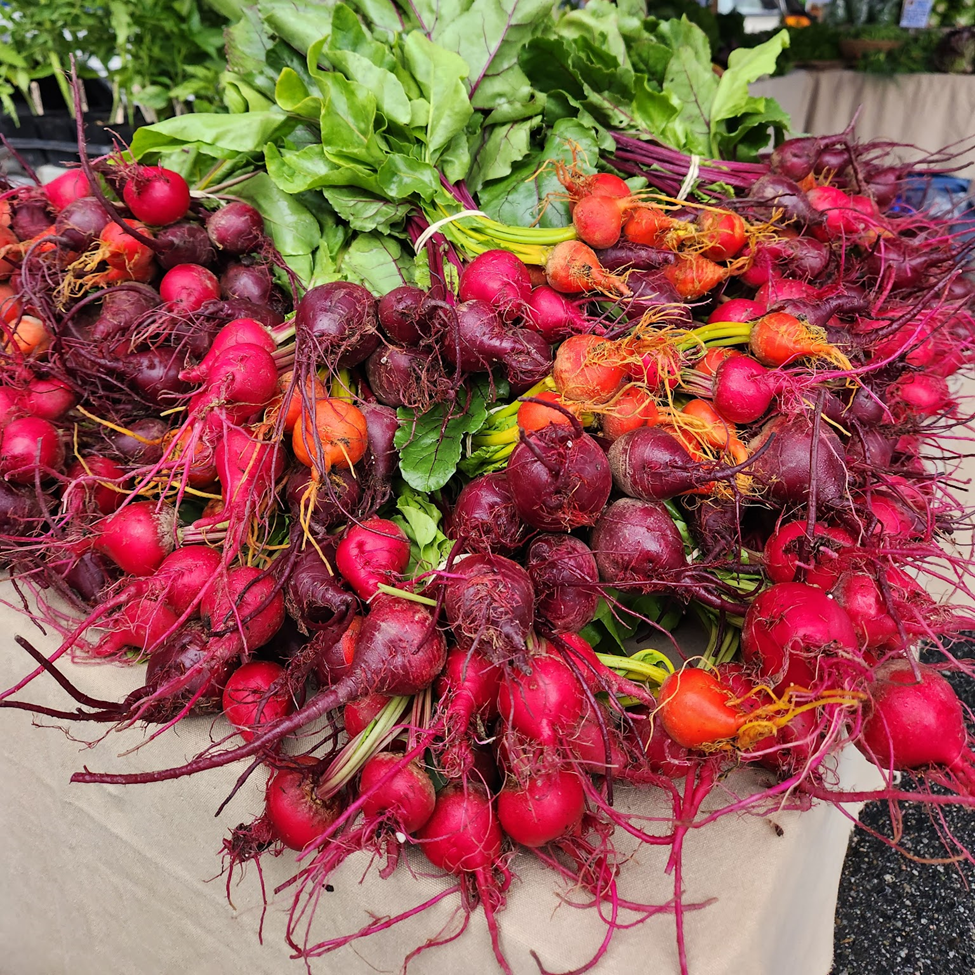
[1,7,975,975]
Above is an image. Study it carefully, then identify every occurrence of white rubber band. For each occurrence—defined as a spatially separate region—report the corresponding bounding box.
[413,208,488,252]
[677,154,701,201]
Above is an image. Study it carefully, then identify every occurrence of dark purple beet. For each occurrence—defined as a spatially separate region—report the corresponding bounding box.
[505,329,553,393]
[620,271,692,326]
[864,238,946,290]
[688,498,743,558]
[206,202,266,255]
[58,551,115,603]
[378,285,429,346]
[119,348,191,408]
[286,468,362,536]
[220,262,273,304]
[442,553,535,666]
[0,480,41,535]
[91,285,160,341]
[846,387,886,425]
[596,241,677,272]
[285,547,359,639]
[608,426,701,501]
[863,167,899,210]
[359,402,399,503]
[506,425,612,532]
[294,282,380,368]
[364,345,449,410]
[526,534,600,633]
[590,498,686,589]
[748,415,848,506]
[846,428,894,468]
[771,291,867,330]
[55,197,110,249]
[445,300,509,372]
[11,195,52,241]
[197,299,284,330]
[144,624,231,713]
[155,222,216,270]
[769,137,819,182]
[764,237,830,280]
[450,472,531,555]
[746,174,824,227]
[109,418,167,464]
[813,144,852,177]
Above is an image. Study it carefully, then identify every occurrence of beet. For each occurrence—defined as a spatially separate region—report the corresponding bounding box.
[286,468,362,536]
[295,282,380,368]
[144,625,232,714]
[155,222,217,270]
[450,472,531,556]
[92,286,160,341]
[748,415,848,506]
[206,202,266,255]
[746,174,825,227]
[364,344,449,411]
[526,534,600,632]
[590,498,686,589]
[608,426,701,501]
[220,262,273,304]
[506,424,612,532]
[54,197,110,250]
[442,553,536,667]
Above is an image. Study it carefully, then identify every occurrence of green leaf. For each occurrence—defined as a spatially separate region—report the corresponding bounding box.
[710,30,789,128]
[477,116,599,229]
[376,152,442,201]
[309,67,388,166]
[436,0,553,110]
[627,38,673,84]
[555,1,631,69]
[661,42,716,155]
[394,382,491,492]
[0,45,28,70]
[339,233,418,292]
[632,76,680,134]
[324,5,413,125]
[130,112,292,159]
[346,0,405,43]
[233,172,324,267]
[401,31,474,165]
[467,117,537,192]
[259,0,336,54]
[324,184,412,232]
[274,68,322,118]
[328,3,393,66]
[391,484,453,577]
[715,101,791,162]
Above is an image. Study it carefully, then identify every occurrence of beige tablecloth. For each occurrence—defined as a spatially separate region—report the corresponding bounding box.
[0,588,884,975]
[752,69,975,177]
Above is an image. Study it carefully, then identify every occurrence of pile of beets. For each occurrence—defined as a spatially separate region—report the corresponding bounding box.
[1,125,974,975]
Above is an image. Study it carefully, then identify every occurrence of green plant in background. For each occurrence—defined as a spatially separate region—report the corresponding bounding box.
[647,0,720,50]
[0,0,229,123]
[826,0,902,25]
[931,0,975,27]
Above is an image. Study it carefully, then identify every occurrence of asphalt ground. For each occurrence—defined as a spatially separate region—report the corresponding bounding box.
[831,641,975,975]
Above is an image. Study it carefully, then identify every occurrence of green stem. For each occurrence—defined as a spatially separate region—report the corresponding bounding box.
[317,695,411,798]
[595,652,669,686]
[375,583,437,606]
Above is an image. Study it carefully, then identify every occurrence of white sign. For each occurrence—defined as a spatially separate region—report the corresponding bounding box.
[900,0,934,28]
